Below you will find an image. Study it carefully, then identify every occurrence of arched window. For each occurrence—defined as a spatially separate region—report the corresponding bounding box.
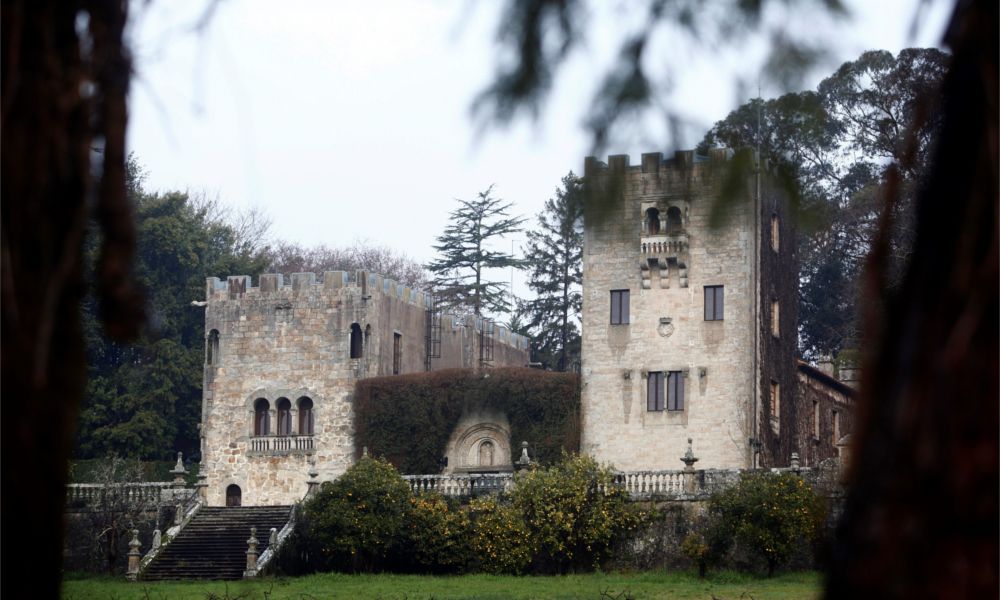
[479,440,495,466]
[276,398,291,436]
[350,323,363,358]
[207,329,220,365]
[645,207,660,234]
[226,484,242,507]
[253,398,270,436]
[298,397,314,435]
[666,206,683,234]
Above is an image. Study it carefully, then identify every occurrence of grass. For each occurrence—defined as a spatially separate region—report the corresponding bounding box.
[61,570,821,599]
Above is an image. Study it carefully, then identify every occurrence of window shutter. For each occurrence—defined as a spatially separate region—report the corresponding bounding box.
[622,290,630,323]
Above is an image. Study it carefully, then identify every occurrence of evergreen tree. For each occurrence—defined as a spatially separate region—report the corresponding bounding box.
[523,173,583,371]
[426,185,525,317]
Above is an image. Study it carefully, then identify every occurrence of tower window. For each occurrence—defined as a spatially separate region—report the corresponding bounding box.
[771,213,780,252]
[771,300,780,337]
[298,397,314,435]
[666,206,683,234]
[350,323,363,358]
[276,398,291,436]
[207,329,220,365]
[647,372,664,411]
[253,398,270,436]
[393,333,402,375]
[704,285,724,321]
[644,207,660,234]
[610,289,630,325]
[667,371,684,411]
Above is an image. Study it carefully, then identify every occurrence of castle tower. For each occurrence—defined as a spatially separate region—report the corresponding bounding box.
[580,150,798,470]
[199,271,529,506]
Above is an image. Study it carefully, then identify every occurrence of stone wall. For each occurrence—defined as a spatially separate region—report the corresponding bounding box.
[200,271,529,506]
[795,362,856,467]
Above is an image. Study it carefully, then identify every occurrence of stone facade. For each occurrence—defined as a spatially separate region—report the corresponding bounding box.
[580,150,799,470]
[795,361,856,466]
[199,271,529,506]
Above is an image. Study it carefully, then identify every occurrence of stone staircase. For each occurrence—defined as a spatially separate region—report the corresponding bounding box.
[142,506,292,580]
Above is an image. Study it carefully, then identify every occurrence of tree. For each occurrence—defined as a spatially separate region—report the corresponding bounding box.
[523,173,584,371]
[77,157,272,460]
[698,48,948,358]
[267,240,427,288]
[425,186,525,317]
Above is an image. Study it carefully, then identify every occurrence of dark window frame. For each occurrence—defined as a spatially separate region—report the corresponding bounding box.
[276,397,292,436]
[610,289,630,325]
[297,397,314,435]
[647,371,665,411]
[704,285,724,321]
[253,398,270,436]
[393,332,402,375]
[667,371,685,411]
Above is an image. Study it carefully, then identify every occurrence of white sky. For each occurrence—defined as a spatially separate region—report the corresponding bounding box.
[125,0,952,303]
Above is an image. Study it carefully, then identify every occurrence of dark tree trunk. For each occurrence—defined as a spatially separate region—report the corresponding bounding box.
[825,1,998,597]
[1,1,142,595]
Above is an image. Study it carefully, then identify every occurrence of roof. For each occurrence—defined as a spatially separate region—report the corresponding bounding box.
[797,360,857,398]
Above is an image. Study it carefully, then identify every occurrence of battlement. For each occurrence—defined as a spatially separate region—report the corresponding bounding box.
[205,271,528,351]
[583,148,734,177]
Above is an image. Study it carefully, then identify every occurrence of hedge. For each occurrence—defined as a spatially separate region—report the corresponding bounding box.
[354,368,579,473]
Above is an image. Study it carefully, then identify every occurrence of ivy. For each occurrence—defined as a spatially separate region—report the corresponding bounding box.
[354,367,579,473]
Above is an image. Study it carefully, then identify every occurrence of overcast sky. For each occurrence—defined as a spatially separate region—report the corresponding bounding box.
[125,0,952,300]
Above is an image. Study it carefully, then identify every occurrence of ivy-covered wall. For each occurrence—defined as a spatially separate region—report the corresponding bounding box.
[354,368,580,474]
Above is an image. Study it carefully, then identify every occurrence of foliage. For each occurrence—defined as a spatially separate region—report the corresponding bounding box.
[398,494,473,573]
[298,456,412,573]
[468,497,533,575]
[354,368,580,474]
[68,458,199,485]
[266,239,428,288]
[425,186,525,317]
[707,472,826,577]
[699,48,948,359]
[62,569,825,599]
[77,155,272,460]
[509,454,642,573]
[680,533,709,577]
[522,173,584,371]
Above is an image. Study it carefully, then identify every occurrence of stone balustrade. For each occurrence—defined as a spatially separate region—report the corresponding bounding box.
[248,435,314,454]
[402,461,843,501]
[65,482,179,508]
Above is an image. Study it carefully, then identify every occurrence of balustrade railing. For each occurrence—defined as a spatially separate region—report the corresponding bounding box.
[65,482,177,508]
[403,473,514,497]
[249,435,314,454]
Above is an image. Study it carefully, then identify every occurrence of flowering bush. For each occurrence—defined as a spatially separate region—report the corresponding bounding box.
[469,497,533,574]
[399,493,472,573]
[707,471,826,576]
[298,456,412,572]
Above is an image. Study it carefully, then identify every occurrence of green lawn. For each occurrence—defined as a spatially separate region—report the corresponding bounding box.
[61,571,821,599]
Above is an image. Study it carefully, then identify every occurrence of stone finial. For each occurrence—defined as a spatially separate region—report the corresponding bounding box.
[170,451,187,486]
[126,529,142,581]
[680,438,699,471]
[790,452,801,469]
[362,446,369,458]
[516,441,531,470]
[244,527,259,578]
[269,527,278,545]
[151,529,162,551]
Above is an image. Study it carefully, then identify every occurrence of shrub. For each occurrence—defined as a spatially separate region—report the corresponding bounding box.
[298,456,412,572]
[509,454,642,573]
[398,493,472,573]
[680,533,709,577]
[469,497,533,575]
[707,471,826,576]
[355,367,580,473]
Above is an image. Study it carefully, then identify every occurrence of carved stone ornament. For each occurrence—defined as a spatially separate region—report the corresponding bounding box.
[657,317,674,338]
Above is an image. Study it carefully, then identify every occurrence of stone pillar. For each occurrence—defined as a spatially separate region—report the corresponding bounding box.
[195,472,208,502]
[790,452,801,470]
[244,527,259,578]
[306,461,319,497]
[151,529,162,551]
[170,452,187,487]
[174,502,184,526]
[680,438,700,494]
[126,529,141,581]
[269,527,278,546]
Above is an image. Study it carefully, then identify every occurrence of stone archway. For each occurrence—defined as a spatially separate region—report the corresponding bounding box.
[226,484,242,507]
[443,409,512,473]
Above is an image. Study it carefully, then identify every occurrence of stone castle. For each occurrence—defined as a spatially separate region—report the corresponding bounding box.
[197,148,853,507]
[199,271,529,507]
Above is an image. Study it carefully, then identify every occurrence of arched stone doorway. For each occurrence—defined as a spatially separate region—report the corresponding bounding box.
[443,409,513,474]
[226,484,242,507]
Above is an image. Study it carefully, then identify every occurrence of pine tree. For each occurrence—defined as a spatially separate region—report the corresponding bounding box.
[523,173,583,371]
[426,185,525,317]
